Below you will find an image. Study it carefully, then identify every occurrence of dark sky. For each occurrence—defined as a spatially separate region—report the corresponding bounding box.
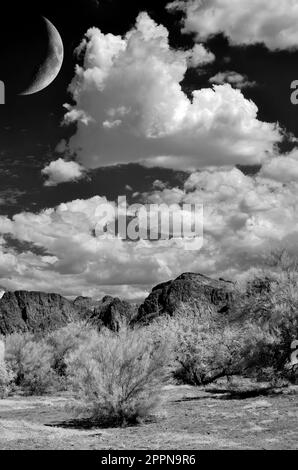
[1,0,298,217]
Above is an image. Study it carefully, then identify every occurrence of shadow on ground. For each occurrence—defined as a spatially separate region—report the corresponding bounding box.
[46,415,159,430]
[174,385,288,402]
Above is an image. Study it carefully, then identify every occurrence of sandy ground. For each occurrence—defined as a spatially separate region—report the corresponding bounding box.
[0,384,297,450]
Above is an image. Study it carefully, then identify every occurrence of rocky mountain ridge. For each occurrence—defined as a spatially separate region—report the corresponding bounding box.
[0,272,235,334]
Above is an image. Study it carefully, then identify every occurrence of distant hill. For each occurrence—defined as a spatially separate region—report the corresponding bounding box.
[0,273,235,335]
[0,291,136,335]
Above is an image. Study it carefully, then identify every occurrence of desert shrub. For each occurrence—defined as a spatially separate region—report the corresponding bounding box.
[66,325,169,426]
[0,337,14,398]
[0,339,4,363]
[5,333,55,395]
[147,301,279,386]
[230,267,298,383]
[147,302,229,384]
[0,361,15,398]
[146,302,217,383]
[46,322,96,377]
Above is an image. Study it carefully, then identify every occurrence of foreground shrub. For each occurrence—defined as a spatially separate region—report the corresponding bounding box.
[46,322,95,377]
[66,326,169,425]
[5,333,55,395]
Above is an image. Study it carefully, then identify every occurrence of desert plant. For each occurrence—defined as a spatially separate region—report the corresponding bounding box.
[0,338,14,398]
[5,333,55,395]
[0,361,14,398]
[147,300,280,386]
[46,321,95,377]
[230,267,298,383]
[0,338,4,363]
[66,325,169,425]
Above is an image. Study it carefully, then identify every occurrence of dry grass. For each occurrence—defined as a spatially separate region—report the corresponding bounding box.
[0,383,297,449]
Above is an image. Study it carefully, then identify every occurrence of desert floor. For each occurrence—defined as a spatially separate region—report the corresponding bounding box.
[0,384,297,450]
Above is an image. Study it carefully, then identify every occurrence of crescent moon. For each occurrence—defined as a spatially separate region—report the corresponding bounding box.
[20,17,64,95]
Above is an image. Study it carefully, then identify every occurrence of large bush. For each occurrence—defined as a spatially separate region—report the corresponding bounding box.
[66,325,169,425]
[5,333,55,395]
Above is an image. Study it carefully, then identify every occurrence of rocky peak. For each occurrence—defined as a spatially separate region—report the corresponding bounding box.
[136,272,234,323]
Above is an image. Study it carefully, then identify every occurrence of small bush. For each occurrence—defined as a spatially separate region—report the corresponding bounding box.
[66,325,169,426]
[5,333,55,395]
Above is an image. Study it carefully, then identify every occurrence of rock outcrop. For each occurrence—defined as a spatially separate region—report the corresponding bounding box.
[0,291,137,335]
[72,296,102,317]
[136,272,234,323]
[0,291,79,335]
[88,296,137,331]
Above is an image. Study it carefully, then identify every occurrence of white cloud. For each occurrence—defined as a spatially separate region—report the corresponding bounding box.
[152,180,167,190]
[42,159,86,186]
[188,44,215,67]
[60,12,281,171]
[0,196,200,299]
[2,167,298,297]
[144,167,298,278]
[209,71,255,89]
[260,150,298,183]
[168,0,298,51]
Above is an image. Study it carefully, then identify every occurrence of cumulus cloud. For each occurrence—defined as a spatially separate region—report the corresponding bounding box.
[42,158,86,186]
[0,196,202,299]
[260,150,298,183]
[60,12,281,171]
[144,167,298,278]
[209,71,256,89]
[168,0,298,51]
[2,166,298,297]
